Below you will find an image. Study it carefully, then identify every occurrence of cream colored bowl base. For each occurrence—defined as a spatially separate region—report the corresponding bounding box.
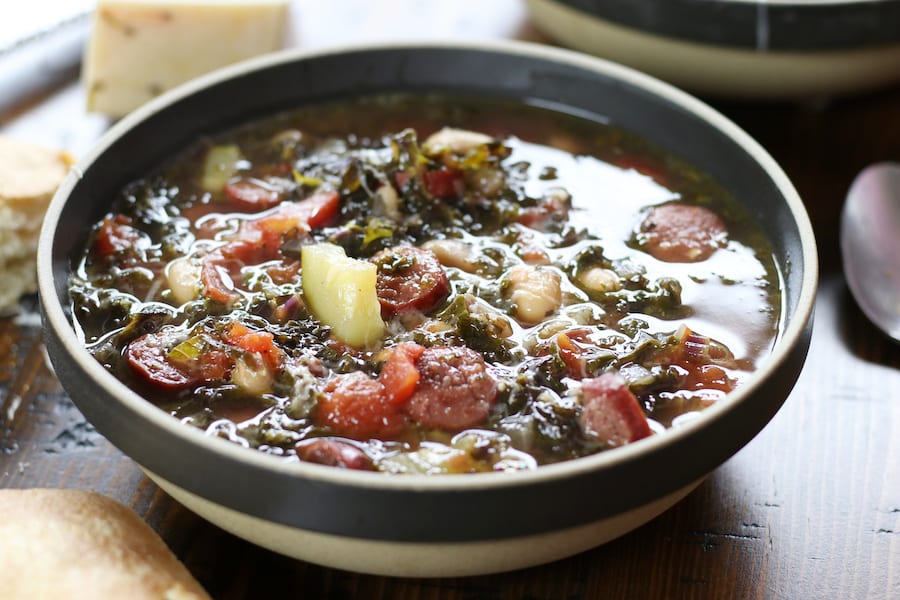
[146,469,702,577]
[526,0,900,100]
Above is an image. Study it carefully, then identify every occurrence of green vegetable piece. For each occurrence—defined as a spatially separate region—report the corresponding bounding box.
[292,169,324,188]
[168,336,203,362]
[362,221,395,248]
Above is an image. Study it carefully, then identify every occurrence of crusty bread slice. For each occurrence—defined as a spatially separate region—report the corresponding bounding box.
[0,203,52,232]
[0,136,73,312]
[0,226,40,263]
[0,255,40,311]
[0,136,72,208]
[0,489,211,600]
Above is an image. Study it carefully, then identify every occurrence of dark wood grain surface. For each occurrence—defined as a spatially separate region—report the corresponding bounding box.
[2,2,899,598]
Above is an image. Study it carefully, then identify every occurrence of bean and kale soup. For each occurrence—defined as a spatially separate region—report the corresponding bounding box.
[71,95,781,474]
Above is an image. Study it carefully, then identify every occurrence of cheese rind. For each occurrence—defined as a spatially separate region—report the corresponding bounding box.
[83,0,288,117]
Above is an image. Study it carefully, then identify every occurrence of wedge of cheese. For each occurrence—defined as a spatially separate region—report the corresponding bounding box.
[83,0,289,118]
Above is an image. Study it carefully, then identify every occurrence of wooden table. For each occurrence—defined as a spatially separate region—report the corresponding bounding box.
[2,2,898,598]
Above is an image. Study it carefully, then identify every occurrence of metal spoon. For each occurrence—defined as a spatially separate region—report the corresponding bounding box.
[840,162,900,342]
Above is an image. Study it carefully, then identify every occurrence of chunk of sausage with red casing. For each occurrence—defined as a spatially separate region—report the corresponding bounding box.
[578,373,652,447]
[638,202,727,262]
[126,330,230,390]
[317,371,409,440]
[405,346,498,431]
[126,331,197,390]
[372,245,451,319]
[295,438,373,470]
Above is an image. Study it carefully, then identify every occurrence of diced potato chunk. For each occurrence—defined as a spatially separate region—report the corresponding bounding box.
[201,144,242,191]
[301,243,385,348]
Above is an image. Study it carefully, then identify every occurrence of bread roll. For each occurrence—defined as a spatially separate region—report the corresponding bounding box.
[0,256,44,312]
[0,136,72,312]
[0,489,211,599]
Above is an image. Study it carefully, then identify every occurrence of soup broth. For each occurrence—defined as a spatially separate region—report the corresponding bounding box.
[70,95,781,474]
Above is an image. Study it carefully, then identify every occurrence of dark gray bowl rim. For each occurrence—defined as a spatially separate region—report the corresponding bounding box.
[38,40,818,544]
[542,0,900,51]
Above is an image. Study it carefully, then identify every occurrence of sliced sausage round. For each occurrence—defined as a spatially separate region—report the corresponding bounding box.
[126,331,197,390]
[296,438,373,470]
[405,346,498,431]
[638,203,727,262]
[372,245,451,318]
[223,178,282,211]
[317,371,408,440]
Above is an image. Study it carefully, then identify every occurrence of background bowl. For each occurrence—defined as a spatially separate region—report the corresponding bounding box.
[38,41,817,577]
[526,0,900,100]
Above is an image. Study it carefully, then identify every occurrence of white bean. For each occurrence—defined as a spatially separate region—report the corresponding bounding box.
[422,238,479,272]
[165,256,201,305]
[505,264,562,325]
[578,267,621,293]
[468,297,514,339]
[375,183,401,221]
[465,167,505,198]
[231,355,273,397]
[423,127,494,156]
